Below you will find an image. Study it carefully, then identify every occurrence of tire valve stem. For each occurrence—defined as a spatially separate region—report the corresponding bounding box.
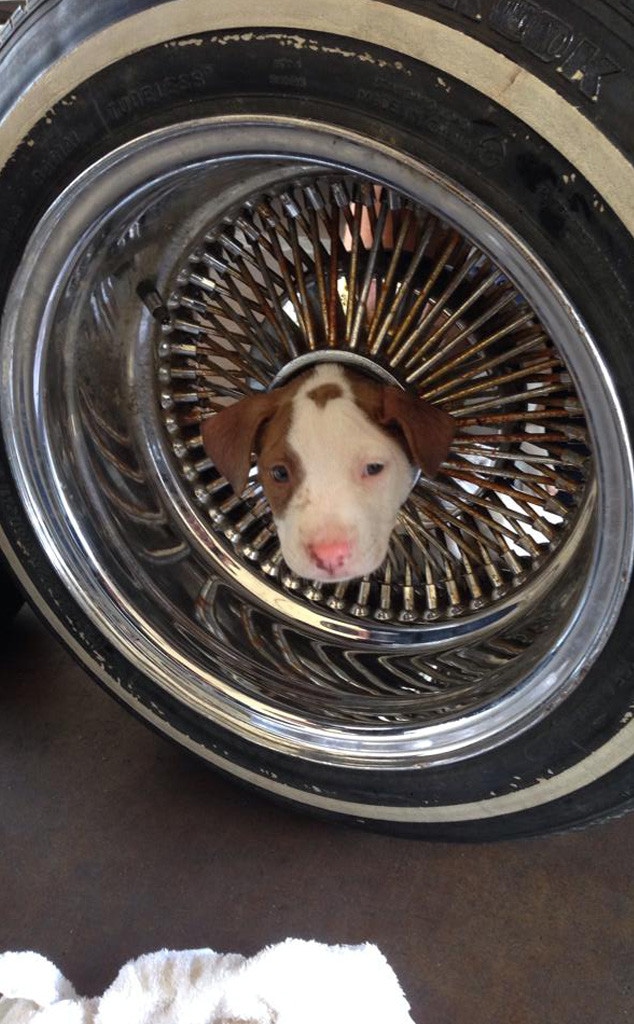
[136,280,173,328]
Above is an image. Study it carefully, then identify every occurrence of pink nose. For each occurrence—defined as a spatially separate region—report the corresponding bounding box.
[308,539,352,574]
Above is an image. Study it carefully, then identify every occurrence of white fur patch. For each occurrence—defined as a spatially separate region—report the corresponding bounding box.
[276,365,414,581]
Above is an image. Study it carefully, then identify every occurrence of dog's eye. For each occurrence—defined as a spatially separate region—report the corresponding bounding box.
[364,463,385,477]
[270,464,290,483]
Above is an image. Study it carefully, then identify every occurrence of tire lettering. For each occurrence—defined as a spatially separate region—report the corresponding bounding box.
[558,38,622,101]
[272,56,303,72]
[489,1,573,61]
[357,81,507,167]
[270,55,307,88]
[436,0,482,19]
[432,0,622,101]
[103,68,212,122]
[269,74,307,87]
[31,129,80,184]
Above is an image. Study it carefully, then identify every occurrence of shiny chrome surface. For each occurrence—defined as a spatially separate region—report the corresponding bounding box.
[2,117,632,766]
[164,175,592,624]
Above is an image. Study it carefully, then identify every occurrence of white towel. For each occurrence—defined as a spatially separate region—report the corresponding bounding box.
[0,939,415,1023]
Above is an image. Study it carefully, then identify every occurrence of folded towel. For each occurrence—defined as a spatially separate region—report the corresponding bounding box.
[0,939,415,1023]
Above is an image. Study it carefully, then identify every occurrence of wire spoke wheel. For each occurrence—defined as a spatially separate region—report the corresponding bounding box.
[2,5,634,837]
[3,117,624,766]
[163,175,590,632]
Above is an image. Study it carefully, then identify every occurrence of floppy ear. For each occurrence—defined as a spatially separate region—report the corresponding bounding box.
[380,387,455,478]
[200,391,278,495]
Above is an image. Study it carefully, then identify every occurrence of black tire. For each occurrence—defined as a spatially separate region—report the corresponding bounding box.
[0,0,633,839]
[0,559,22,624]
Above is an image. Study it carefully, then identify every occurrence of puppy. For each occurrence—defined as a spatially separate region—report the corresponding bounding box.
[201,363,454,582]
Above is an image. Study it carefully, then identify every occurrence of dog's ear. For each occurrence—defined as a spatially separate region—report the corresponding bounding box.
[201,391,279,495]
[380,387,455,478]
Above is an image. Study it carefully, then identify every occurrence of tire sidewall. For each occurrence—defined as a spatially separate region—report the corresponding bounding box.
[1,3,633,837]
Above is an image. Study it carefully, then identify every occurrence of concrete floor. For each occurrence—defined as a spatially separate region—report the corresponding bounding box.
[2,605,633,1022]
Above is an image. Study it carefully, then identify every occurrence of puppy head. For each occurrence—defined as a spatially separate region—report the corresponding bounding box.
[201,365,455,582]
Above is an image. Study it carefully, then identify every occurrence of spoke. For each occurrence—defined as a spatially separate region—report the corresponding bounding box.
[349,189,390,350]
[452,440,587,470]
[449,383,576,417]
[305,205,330,344]
[260,213,308,344]
[386,229,462,363]
[344,192,364,345]
[456,406,585,432]
[404,263,502,369]
[423,476,550,546]
[411,491,520,560]
[411,291,528,384]
[245,239,302,357]
[162,171,593,624]
[447,455,581,495]
[286,211,318,350]
[367,201,414,348]
[328,199,342,346]
[445,463,571,517]
[368,212,435,358]
[391,243,483,366]
[419,325,546,397]
[439,358,565,406]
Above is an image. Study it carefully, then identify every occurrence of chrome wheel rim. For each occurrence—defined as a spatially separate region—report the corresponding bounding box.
[3,116,632,766]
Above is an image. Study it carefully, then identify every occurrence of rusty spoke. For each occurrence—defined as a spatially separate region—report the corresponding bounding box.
[162,171,592,623]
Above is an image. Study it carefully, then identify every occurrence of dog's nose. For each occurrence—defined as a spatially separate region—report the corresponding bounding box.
[308,539,352,575]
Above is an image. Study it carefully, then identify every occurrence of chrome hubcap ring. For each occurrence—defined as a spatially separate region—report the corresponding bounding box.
[2,117,632,767]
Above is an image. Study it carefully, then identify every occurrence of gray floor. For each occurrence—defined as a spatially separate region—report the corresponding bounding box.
[2,605,633,1022]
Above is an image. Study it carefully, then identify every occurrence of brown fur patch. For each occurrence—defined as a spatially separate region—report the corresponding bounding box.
[347,372,384,423]
[256,399,304,517]
[347,369,455,475]
[306,383,343,408]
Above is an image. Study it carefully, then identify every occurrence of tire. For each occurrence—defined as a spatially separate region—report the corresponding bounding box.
[0,0,633,839]
[0,559,22,624]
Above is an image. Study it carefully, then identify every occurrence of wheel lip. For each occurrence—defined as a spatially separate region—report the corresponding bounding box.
[1,2,632,242]
[2,114,633,767]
